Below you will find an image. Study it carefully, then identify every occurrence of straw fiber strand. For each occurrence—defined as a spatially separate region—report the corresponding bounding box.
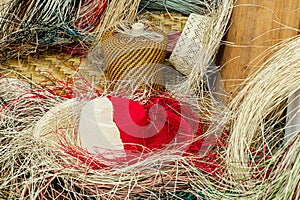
[225,35,300,199]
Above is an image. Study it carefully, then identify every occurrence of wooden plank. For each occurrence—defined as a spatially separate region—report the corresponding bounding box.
[219,0,300,99]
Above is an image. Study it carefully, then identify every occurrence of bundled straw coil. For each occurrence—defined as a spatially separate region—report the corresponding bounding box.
[224,35,300,199]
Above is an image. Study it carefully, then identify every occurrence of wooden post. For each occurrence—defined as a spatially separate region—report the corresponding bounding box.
[219,0,300,99]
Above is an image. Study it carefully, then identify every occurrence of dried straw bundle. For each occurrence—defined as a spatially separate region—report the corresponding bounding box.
[0,0,144,56]
[95,0,142,40]
[0,74,229,199]
[225,35,300,199]
[139,0,221,16]
[0,1,237,198]
[0,0,108,57]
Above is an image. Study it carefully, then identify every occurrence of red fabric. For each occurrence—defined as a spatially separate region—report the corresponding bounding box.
[186,130,229,178]
[110,95,203,153]
[59,94,227,176]
[109,95,229,177]
[109,96,149,151]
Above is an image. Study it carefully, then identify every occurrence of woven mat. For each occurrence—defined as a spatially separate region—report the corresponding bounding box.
[0,10,188,80]
[0,53,106,92]
[138,11,188,33]
[0,11,187,93]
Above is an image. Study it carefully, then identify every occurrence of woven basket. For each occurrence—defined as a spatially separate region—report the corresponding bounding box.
[138,11,188,33]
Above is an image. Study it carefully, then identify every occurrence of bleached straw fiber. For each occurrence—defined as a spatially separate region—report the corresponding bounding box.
[0,74,225,199]
[95,0,142,40]
[0,0,10,14]
[225,35,300,199]
[170,0,233,102]
[0,1,238,199]
[0,0,107,56]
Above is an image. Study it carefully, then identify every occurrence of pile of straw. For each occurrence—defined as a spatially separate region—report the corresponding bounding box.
[0,1,238,199]
[225,35,300,199]
[0,0,142,57]
[0,0,102,56]
[2,0,299,199]
[0,73,227,199]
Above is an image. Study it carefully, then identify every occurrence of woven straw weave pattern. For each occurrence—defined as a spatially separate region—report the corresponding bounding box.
[138,11,188,33]
[0,54,105,90]
[169,13,212,76]
[101,24,167,91]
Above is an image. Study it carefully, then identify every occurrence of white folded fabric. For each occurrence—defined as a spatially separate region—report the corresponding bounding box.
[79,97,125,158]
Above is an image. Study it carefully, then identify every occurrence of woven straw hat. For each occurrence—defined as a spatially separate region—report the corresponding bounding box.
[101,22,168,91]
[33,99,84,148]
[33,94,203,168]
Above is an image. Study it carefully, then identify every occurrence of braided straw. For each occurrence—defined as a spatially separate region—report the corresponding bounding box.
[101,22,167,92]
